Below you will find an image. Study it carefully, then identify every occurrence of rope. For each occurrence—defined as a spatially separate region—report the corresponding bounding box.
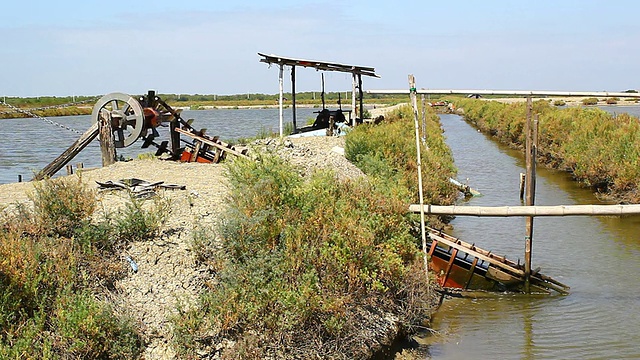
[0,98,97,135]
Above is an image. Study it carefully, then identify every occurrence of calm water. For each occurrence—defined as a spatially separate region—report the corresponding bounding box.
[423,114,640,359]
[0,108,319,184]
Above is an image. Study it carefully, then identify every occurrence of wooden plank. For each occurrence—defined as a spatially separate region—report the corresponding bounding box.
[34,122,99,181]
[441,248,458,286]
[409,204,640,216]
[175,128,249,159]
[463,258,479,290]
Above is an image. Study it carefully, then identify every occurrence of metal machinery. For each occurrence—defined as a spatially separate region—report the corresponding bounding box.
[35,90,248,180]
[91,90,184,155]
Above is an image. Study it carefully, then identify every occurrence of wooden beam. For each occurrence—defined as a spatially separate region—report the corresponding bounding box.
[367,89,640,98]
[34,122,99,181]
[409,204,640,216]
[174,128,249,159]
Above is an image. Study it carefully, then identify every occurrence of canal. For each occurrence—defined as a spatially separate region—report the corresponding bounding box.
[423,114,640,359]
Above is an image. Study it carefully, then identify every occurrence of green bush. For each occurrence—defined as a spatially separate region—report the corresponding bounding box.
[553,100,566,106]
[173,155,430,357]
[0,177,147,358]
[582,97,599,105]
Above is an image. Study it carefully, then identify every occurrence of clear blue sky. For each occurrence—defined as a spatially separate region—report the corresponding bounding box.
[2,0,639,97]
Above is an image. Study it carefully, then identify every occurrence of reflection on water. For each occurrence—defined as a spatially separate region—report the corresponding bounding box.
[0,108,319,184]
[424,114,640,360]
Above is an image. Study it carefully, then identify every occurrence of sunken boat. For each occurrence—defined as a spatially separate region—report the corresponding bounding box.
[427,227,569,295]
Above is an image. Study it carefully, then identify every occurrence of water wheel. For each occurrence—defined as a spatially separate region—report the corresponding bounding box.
[91,92,144,148]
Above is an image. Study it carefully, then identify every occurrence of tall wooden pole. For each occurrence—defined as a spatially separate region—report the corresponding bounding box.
[351,72,357,125]
[358,73,364,121]
[278,64,284,137]
[409,75,429,285]
[291,65,297,133]
[524,98,537,293]
[421,94,427,143]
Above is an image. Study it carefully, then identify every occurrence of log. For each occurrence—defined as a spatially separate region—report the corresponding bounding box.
[99,110,116,166]
[34,122,99,181]
[409,204,640,216]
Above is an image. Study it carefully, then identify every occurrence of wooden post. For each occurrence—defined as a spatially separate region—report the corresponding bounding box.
[65,164,73,175]
[18,175,22,183]
[421,94,427,142]
[99,110,116,167]
[524,98,536,293]
[409,75,429,285]
[291,65,297,133]
[321,73,326,110]
[358,73,364,121]
[519,173,526,200]
[351,73,357,125]
[279,64,284,137]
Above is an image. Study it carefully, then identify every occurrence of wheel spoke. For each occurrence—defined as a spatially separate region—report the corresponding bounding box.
[110,100,120,111]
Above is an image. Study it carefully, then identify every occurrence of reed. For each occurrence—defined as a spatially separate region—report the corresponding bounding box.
[453,98,640,202]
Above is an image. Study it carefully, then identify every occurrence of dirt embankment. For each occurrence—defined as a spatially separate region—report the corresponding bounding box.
[0,135,388,359]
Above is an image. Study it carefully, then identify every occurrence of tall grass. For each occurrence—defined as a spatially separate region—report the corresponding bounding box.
[0,176,169,358]
[453,98,640,202]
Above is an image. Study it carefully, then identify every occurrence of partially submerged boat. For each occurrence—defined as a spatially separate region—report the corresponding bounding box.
[427,227,570,295]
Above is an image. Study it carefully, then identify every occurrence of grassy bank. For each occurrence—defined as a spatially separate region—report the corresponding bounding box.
[172,106,457,358]
[0,93,412,119]
[0,177,169,358]
[452,98,640,202]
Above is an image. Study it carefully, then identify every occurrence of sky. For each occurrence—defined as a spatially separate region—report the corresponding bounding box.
[2,0,639,97]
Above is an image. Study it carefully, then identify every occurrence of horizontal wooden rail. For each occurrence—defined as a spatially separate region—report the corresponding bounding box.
[409,204,640,217]
[369,89,640,98]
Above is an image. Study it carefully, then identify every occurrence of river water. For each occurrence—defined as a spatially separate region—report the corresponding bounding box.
[424,113,640,359]
[0,108,319,184]
[3,106,640,358]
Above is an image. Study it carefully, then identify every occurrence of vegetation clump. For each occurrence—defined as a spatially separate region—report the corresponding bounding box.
[173,106,457,358]
[452,98,640,202]
[0,176,169,358]
[582,97,599,106]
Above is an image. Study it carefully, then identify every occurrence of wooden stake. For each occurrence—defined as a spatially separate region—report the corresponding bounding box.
[409,75,429,285]
[524,98,536,293]
[519,173,526,200]
[99,110,116,167]
[351,73,357,125]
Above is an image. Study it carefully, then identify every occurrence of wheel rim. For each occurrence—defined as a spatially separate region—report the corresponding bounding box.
[91,92,144,148]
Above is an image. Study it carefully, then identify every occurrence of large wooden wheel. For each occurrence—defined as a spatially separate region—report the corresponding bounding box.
[91,92,144,148]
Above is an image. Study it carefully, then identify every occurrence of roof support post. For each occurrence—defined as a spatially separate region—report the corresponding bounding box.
[351,72,357,125]
[278,64,284,137]
[358,73,364,122]
[291,65,297,133]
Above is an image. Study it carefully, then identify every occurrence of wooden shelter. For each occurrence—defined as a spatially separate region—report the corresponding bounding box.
[258,53,379,135]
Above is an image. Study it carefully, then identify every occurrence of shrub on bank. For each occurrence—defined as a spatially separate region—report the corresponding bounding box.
[452,98,640,202]
[345,105,458,210]
[173,107,457,358]
[582,97,599,105]
[0,176,169,358]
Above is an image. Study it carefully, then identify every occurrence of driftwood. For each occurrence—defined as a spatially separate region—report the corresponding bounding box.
[34,123,99,181]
